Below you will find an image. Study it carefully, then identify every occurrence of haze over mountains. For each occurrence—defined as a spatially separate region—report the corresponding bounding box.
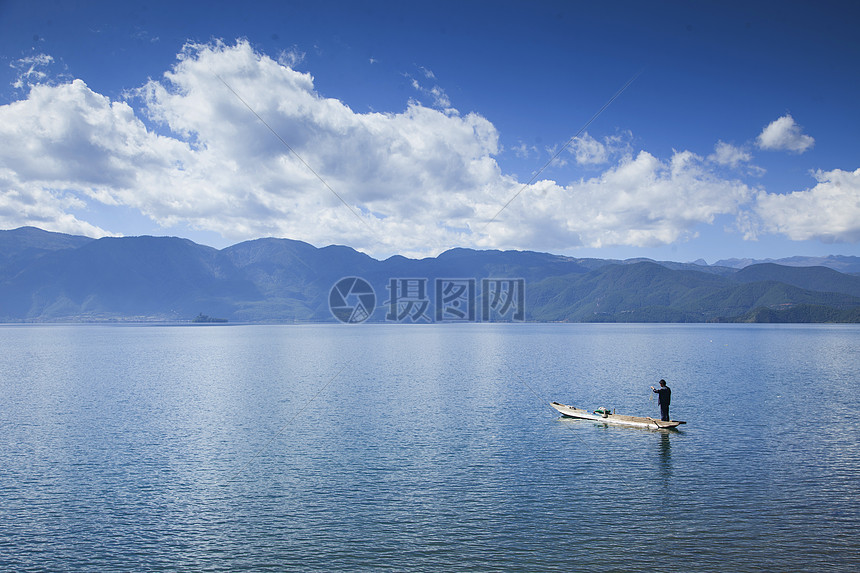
[2,227,859,323]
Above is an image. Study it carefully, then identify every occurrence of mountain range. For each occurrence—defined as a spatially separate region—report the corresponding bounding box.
[2,226,859,323]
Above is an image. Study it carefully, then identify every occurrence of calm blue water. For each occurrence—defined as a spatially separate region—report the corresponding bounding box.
[0,323,858,571]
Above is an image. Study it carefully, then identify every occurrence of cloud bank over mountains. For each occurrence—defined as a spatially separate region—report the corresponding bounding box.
[1,40,857,257]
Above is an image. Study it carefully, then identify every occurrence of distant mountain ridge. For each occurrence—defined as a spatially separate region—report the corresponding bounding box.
[1,227,859,323]
[713,255,860,274]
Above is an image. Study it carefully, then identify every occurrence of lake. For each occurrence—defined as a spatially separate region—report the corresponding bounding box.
[1,323,858,571]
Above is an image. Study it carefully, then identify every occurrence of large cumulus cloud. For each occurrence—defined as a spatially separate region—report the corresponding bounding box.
[753,168,860,243]
[1,40,855,256]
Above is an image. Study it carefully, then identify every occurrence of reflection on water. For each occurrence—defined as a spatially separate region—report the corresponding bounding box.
[658,431,672,475]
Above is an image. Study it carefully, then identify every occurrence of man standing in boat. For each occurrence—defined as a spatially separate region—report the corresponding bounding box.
[650,379,671,421]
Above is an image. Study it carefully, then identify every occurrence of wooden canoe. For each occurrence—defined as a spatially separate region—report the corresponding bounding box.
[550,401,686,430]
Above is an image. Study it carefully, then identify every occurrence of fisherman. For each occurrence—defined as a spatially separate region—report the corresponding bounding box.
[650,379,671,421]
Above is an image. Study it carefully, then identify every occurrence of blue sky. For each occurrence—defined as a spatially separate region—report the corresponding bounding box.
[1,0,859,263]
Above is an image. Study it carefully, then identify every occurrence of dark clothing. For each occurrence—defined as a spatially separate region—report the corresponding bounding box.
[653,385,671,421]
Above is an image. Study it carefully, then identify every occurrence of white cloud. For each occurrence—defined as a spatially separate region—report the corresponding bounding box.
[708,140,765,177]
[0,168,113,237]
[559,151,752,247]
[407,67,453,113]
[753,168,860,242]
[474,150,757,251]
[278,47,305,68]
[709,141,750,167]
[1,40,850,257]
[566,131,632,166]
[568,132,608,165]
[0,77,181,237]
[123,41,502,253]
[756,114,814,153]
[512,141,537,159]
[11,53,57,90]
